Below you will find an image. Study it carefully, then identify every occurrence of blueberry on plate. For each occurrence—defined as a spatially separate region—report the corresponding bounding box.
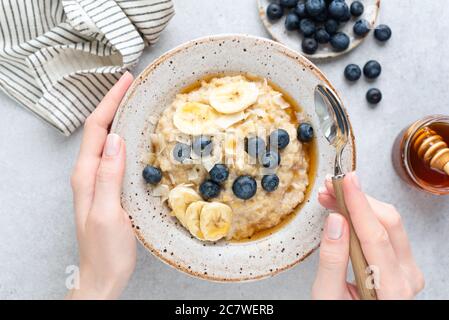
[325,19,339,35]
[266,3,284,21]
[192,135,213,157]
[245,136,266,158]
[299,18,316,37]
[314,9,328,23]
[209,164,229,184]
[260,150,281,169]
[173,142,191,163]
[294,2,308,19]
[330,32,350,52]
[328,0,349,21]
[285,12,300,31]
[315,28,331,44]
[199,180,221,200]
[232,176,257,200]
[142,165,162,185]
[269,129,290,150]
[262,174,280,192]
[305,0,326,17]
[302,37,319,54]
[339,8,352,22]
[366,88,382,105]
[297,123,314,142]
[344,64,362,81]
[353,19,370,37]
[374,24,392,42]
[280,0,299,9]
[350,1,364,17]
[363,60,382,79]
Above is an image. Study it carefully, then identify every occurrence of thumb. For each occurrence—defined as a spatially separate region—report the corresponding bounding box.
[312,213,350,300]
[92,133,126,215]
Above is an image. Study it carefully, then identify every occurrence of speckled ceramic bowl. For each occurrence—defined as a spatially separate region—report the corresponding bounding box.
[258,0,380,60]
[111,34,356,282]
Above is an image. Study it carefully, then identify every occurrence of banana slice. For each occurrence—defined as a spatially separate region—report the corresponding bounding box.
[168,186,202,227]
[184,201,208,240]
[173,102,219,135]
[200,202,233,241]
[209,81,259,114]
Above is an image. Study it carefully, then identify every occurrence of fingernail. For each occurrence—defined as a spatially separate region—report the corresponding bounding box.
[318,186,327,194]
[326,213,344,240]
[104,133,121,157]
[350,171,361,189]
[325,174,333,182]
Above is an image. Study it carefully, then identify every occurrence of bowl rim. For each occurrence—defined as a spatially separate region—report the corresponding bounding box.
[112,33,357,282]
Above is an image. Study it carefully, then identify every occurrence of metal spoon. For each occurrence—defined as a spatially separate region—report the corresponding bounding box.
[315,84,377,300]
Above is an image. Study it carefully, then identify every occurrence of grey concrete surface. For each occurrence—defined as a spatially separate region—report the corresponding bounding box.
[1,0,448,300]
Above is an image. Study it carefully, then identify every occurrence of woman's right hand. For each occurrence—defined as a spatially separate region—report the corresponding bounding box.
[312,172,425,300]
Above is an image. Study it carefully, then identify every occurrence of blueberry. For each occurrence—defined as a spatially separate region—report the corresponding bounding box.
[299,18,316,37]
[232,176,257,200]
[209,164,229,183]
[142,165,162,185]
[366,88,382,105]
[285,12,300,31]
[280,0,299,8]
[173,142,191,163]
[297,123,314,142]
[261,150,281,169]
[350,1,364,17]
[315,28,331,44]
[262,174,280,192]
[328,0,349,21]
[267,3,284,21]
[294,2,308,18]
[353,19,370,37]
[339,8,351,22]
[302,38,318,54]
[374,24,392,42]
[330,32,350,51]
[363,60,382,79]
[192,136,213,157]
[325,19,339,35]
[314,9,328,22]
[269,129,290,150]
[305,0,326,17]
[344,64,362,81]
[245,136,266,158]
[199,180,221,200]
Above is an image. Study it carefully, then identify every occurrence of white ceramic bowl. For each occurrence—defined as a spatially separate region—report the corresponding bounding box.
[258,0,380,60]
[112,34,356,282]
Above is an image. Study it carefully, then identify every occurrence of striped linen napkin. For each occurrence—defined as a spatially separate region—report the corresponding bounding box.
[0,0,174,136]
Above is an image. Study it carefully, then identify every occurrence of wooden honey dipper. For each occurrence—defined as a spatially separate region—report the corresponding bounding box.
[412,127,449,175]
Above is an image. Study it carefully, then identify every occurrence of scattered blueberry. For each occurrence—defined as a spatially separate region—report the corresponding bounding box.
[344,64,362,81]
[280,0,299,9]
[330,32,350,51]
[199,180,221,200]
[314,9,328,23]
[305,0,326,17]
[232,176,257,200]
[325,19,339,35]
[262,174,280,192]
[328,0,349,21]
[350,1,364,17]
[285,12,300,31]
[142,165,162,185]
[339,7,351,22]
[302,37,319,54]
[299,18,316,37]
[192,136,213,157]
[245,136,266,158]
[173,142,191,163]
[315,28,331,44]
[366,88,382,104]
[374,24,392,42]
[266,3,284,20]
[261,150,281,169]
[297,123,314,142]
[209,164,229,184]
[353,19,370,37]
[363,60,382,79]
[294,2,308,18]
[269,129,290,150]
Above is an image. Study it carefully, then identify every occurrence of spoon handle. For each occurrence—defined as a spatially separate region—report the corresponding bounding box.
[332,177,378,300]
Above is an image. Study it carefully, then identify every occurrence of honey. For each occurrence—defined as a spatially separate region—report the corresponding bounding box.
[392,115,449,195]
